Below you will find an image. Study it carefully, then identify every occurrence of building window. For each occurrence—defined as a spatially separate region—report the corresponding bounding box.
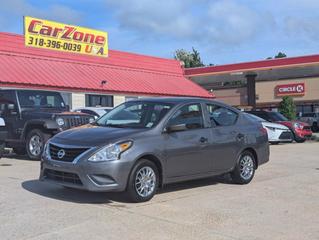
[86,94,114,107]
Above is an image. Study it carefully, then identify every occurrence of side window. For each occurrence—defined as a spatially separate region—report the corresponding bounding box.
[206,104,238,126]
[167,104,204,130]
[0,91,17,116]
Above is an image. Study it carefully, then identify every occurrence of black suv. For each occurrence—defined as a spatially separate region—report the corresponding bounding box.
[0,89,94,159]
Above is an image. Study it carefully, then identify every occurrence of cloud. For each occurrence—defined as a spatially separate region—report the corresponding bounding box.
[105,0,196,39]
[0,0,83,32]
[104,0,275,46]
[284,16,319,42]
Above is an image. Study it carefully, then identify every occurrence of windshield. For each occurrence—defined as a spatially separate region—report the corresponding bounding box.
[94,109,110,116]
[96,101,173,128]
[268,112,288,121]
[18,90,66,108]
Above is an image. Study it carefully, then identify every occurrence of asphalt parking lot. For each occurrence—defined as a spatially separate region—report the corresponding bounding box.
[0,142,318,240]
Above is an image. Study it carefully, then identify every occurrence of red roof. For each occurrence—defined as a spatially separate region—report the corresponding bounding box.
[0,32,211,98]
[185,55,319,76]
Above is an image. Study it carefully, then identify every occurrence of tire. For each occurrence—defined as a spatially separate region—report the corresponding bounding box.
[231,151,256,184]
[26,129,51,160]
[13,147,26,155]
[291,131,306,143]
[270,141,280,145]
[126,159,159,203]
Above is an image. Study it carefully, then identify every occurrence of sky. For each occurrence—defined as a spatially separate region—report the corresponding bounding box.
[1,0,319,65]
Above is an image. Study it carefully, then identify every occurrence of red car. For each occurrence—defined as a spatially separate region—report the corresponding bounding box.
[248,111,312,143]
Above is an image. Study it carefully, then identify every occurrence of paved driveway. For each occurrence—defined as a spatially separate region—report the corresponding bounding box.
[0,142,318,240]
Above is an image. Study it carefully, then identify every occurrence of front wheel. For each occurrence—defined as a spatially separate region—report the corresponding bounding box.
[26,129,51,160]
[126,159,159,203]
[231,151,256,184]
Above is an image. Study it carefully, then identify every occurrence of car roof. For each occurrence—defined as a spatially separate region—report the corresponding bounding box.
[131,97,241,113]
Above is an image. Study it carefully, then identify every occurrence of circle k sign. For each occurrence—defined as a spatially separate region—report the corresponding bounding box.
[276,83,305,96]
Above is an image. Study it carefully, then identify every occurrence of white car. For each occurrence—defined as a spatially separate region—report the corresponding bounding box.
[247,113,293,144]
[72,107,113,119]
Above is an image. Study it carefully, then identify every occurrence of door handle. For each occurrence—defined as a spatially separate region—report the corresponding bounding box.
[200,137,208,143]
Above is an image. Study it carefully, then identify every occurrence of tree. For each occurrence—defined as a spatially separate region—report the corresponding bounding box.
[279,96,296,120]
[174,47,205,68]
[267,52,287,59]
[275,52,287,58]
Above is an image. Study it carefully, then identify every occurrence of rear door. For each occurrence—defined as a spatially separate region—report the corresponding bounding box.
[164,103,212,177]
[205,103,241,172]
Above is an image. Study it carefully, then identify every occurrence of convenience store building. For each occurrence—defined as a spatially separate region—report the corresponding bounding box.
[185,56,319,114]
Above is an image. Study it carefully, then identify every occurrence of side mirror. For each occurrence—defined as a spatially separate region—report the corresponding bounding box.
[166,124,187,133]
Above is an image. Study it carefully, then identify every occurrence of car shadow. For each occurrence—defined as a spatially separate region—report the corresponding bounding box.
[22,174,233,204]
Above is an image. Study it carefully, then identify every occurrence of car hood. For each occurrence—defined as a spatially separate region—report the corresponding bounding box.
[262,121,289,130]
[22,109,90,119]
[51,124,146,147]
[277,120,309,127]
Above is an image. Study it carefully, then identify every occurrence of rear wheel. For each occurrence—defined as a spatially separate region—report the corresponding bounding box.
[231,151,256,184]
[126,159,159,202]
[26,129,51,160]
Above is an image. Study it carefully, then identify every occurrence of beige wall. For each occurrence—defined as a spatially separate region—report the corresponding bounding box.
[71,93,86,109]
[256,77,319,105]
[113,95,126,106]
[214,87,247,106]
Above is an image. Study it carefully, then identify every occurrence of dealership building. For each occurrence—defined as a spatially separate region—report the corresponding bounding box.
[185,56,319,114]
[0,32,211,109]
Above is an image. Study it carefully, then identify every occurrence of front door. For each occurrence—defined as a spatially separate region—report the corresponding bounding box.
[164,103,212,178]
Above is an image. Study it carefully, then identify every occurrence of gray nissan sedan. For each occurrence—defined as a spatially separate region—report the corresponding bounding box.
[40,98,269,202]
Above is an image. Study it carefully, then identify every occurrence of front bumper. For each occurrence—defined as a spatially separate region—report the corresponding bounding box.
[294,128,312,139]
[39,147,134,192]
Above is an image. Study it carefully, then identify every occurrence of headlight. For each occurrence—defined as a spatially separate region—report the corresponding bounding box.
[43,142,50,159]
[88,141,132,162]
[89,117,95,123]
[56,117,65,126]
[293,122,303,129]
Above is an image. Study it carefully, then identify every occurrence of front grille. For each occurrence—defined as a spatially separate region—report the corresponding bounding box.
[64,116,90,129]
[49,144,89,162]
[279,131,292,140]
[303,126,311,131]
[44,169,83,185]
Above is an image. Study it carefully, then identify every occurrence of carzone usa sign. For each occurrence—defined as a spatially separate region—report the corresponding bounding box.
[276,83,305,96]
[24,16,108,57]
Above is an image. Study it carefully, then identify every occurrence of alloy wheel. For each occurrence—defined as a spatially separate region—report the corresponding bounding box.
[239,155,254,180]
[29,135,42,156]
[135,166,156,198]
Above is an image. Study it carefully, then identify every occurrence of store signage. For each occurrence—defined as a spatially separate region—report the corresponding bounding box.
[24,16,108,57]
[276,83,305,96]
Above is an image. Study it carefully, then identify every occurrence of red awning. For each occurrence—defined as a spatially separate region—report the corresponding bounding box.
[185,54,319,76]
[0,32,212,98]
